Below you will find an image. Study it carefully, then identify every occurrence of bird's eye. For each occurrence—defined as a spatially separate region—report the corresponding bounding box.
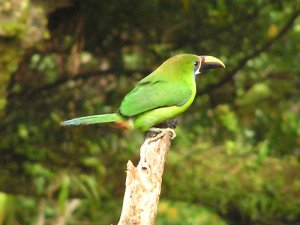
[194,61,200,71]
[194,61,201,75]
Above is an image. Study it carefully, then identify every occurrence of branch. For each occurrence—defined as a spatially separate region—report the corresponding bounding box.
[198,8,300,95]
[117,120,177,225]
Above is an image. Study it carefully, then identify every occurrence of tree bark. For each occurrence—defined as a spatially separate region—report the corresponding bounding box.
[117,121,177,225]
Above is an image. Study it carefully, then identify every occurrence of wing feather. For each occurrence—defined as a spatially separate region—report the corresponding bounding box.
[119,79,192,117]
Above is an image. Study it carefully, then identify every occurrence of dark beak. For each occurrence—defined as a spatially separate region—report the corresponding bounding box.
[199,55,225,73]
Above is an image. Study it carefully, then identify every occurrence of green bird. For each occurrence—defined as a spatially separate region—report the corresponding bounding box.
[61,54,225,135]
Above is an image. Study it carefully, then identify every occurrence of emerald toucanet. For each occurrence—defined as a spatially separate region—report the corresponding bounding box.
[61,54,225,132]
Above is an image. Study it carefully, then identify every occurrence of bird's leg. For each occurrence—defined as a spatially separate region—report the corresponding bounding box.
[146,119,178,142]
[148,127,176,142]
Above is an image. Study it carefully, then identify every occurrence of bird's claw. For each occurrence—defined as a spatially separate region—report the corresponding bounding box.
[148,127,176,142]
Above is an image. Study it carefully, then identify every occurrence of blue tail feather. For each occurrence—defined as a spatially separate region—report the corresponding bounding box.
[61,113,123,126]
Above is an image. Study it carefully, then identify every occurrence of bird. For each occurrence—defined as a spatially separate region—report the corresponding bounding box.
[61,54,225,137]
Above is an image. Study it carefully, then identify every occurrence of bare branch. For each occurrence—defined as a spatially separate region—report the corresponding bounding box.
[118,121,177,225]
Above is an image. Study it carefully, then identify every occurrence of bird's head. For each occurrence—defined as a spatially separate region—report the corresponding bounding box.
[160,54,225,77]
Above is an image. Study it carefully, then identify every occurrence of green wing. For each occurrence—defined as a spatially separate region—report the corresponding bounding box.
[119,78,192,117]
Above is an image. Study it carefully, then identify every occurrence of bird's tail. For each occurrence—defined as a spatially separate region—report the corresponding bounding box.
[61,113,124,126]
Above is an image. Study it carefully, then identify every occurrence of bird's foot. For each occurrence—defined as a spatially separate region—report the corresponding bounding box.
[148,127,176,142]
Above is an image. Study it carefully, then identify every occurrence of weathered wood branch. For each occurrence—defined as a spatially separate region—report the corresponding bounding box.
[117,120,177,225]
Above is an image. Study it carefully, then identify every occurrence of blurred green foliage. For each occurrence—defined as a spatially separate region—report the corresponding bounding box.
[0,0,300,224]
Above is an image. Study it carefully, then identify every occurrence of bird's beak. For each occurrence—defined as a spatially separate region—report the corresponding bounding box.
[199,55,225,72]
